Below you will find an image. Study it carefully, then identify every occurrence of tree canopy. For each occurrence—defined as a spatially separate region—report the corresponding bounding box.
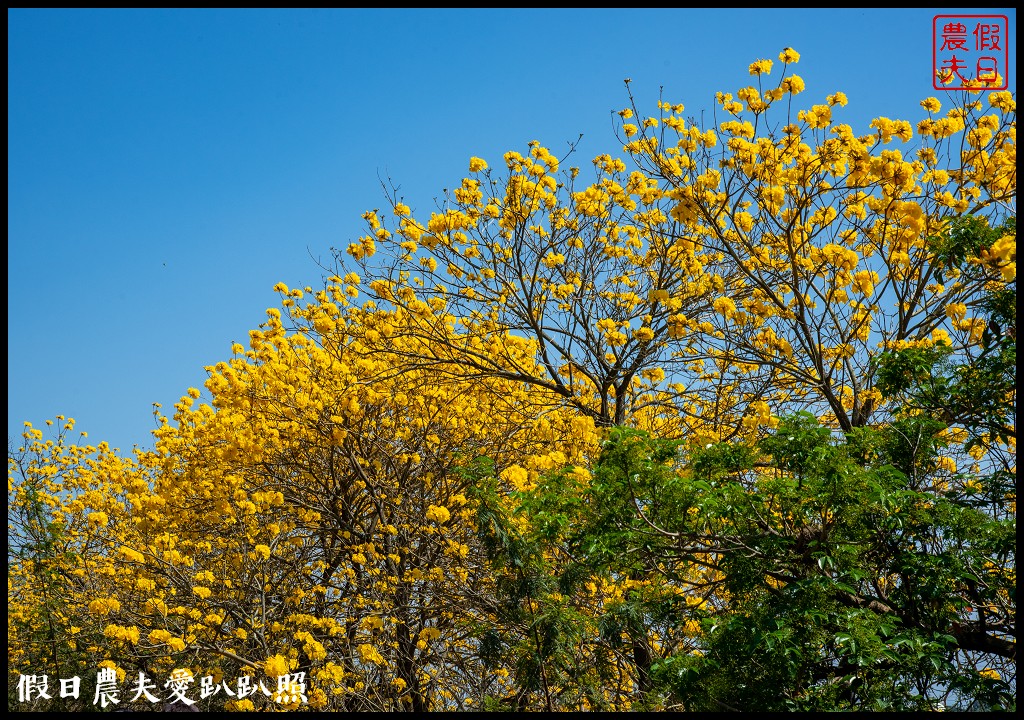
[9,48,1015,711]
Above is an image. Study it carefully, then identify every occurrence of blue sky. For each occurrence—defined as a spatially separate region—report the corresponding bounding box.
[8,8,1017,454]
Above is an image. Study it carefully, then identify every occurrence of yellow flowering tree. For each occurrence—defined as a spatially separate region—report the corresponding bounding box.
[8,417,158,711]
[342,143,732,435]
[8,48,1014,712]
[617,49,1014,434]
[9,284,601,711]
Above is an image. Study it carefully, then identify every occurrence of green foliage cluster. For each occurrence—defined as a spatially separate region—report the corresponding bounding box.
[469,229,1015,709]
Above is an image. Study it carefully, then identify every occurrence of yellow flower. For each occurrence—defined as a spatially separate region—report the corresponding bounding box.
[827,91,848,107]
[358,643,385,665]
[265,654,290,677]
[734,211,754,233]
[88,597,121,615]
[468,157,488,172]
[980,234,1016,281]
[542,252,566,268]
[167,637,186,652]
[781,75,805,94]
[988,91,1014,112]
[425,505,450,523]
[253,544,271,560]
[748,58,773,75]
[851,270,875,297]
[500,465,532,491]
[120,545,146,563]
[104,623,140,644]
[633,327,655,343]
[713,297,737,317]
[920,97,941,113]
[779,47,800,64]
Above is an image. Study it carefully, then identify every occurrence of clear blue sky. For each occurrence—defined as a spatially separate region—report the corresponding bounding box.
[8,8,1017,454]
